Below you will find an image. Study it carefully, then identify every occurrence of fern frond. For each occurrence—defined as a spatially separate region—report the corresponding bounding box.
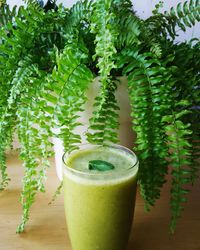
[159,40,199,232]
[0,142,10,190]
[87,0,119,144]
[85,0,121,145]
[48,181,63,205]
[0,58,35,190]
[0,2,17,27]
[165,41,200,185]
[0,57,54,232]
[150,42,162,58]
[66,0,92,34]
[16,72,53,233]
[121,47,196,232]
[86,79,120,145]
[45,43,93,153]
[119,48,170,208]
[113,0,141,48]
[166,0,200,32]
[185,108,200,185]
[144,13,177,41]
[162,104,193,234]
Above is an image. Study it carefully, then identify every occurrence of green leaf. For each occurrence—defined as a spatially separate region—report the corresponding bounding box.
[88,160,115,171]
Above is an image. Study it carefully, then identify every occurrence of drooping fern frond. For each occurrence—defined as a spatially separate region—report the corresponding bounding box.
[165,0,200,32]
[90,0,118,93]
[118,48,171,208]
[16,71,53,233]
[119,46,197,233]
[0,146,9,190]
[44,43,93,153]
[144,7,177,41]
[0,5,45,84]
[86,80,120,144]
[87,0,120,145]
[164,40,200,185]
[0,1,67,194]
[149,42,163,58]
[145,0,200,43]
[189,108,200,184]
[113,0,141,48]
[66,0,93,36]
[0,54,53,232]
[162,101,193,234]
[0,130,11,190]
[0,1,90,232]
[0,57,35,190]
[0,2,17,27]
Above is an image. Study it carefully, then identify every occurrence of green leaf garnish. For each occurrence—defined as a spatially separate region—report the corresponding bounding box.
[88,160,115,171]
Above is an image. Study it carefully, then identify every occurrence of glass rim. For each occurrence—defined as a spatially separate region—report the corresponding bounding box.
[62,143,139,177]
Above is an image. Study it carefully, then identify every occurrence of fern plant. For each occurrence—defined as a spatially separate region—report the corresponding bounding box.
[0,0,199,234]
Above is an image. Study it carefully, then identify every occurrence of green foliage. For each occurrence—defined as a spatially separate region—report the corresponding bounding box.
[145,0,200,42]
[0,1,69,232]
[0,0,199,234]
[118,48,171,208]
[166,0,200,32]
[165,40,200,186]
[49,43,93,152]
[0,57,35,190]
[0,2,17,27]
[14,68,53,233]
[162,104,193,234]
[86,80,120,144]
[66,0,92,35]
[87,0,119,144]
[48,181,63,205]
[113,0,141,48]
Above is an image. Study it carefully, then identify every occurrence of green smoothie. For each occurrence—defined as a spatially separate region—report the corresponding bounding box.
[63,145,138,250]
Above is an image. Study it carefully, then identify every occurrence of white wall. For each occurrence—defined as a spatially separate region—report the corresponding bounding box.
[6,0,200,41]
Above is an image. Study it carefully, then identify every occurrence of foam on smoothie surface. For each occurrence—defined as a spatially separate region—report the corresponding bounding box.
[65,146,137,174]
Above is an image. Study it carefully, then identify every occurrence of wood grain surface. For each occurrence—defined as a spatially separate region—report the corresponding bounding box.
[0,154,200,250]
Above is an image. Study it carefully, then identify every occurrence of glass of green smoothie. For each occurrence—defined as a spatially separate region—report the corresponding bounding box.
[62,144,139,250]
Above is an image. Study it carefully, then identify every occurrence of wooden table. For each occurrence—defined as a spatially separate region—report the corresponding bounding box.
[1,154,200,250]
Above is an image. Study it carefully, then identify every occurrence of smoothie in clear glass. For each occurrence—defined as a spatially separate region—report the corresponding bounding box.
[63,144,139,250]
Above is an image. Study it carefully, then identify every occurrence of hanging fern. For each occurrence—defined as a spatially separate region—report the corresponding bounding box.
[66,0,92,35]
[0,0,199,235]
[118,44,197,234]
[0,55,53,232]
[87,0,119,144]
[16,69,53,233]
[0,2,17,27]
[86,80,120,144]
[90,0,117,86]
[169,40,200,185]
[0,57,35,190]
[45,43,93,152]
[17,40,93,232]
[166,0,200,32]
[0,1,68,232]
[113,0,141,48]
[145,13,177,41]
[118,48,171,208]
[162,100,193,234]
